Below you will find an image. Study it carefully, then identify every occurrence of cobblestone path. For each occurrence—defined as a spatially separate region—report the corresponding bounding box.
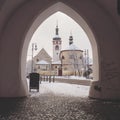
[0,93,120,120]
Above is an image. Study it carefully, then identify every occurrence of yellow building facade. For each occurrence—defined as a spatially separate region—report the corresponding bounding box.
[60,44,84,76]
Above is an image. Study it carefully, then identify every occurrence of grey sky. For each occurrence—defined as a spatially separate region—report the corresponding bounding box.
[27,12,92,60]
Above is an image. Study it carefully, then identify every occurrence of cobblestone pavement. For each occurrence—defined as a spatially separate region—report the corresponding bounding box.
[0,93,120,120]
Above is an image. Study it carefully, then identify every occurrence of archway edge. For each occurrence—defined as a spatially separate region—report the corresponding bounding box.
[1,0,120,99]
[22,1,99,82]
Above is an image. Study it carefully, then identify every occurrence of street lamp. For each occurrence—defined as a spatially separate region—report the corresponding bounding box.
[84,49,90,78]
[31,43,37,73]
[84,50,86,72]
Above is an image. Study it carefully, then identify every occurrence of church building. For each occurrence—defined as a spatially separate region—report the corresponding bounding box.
[51,24,62,75]
[30,24,86,76]
[60,33,84,76]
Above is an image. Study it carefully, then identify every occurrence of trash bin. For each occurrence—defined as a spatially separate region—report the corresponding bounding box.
[29,73,39,92]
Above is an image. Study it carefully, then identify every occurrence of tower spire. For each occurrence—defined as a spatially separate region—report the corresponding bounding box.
[56,20,59,35]
[53,21,62,62]
[56,20,58,27]
[69,31,73,45]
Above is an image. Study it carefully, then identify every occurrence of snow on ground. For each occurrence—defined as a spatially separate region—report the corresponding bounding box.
[39,82,90,97]
[55,76,89,80]
[27,78,90,97]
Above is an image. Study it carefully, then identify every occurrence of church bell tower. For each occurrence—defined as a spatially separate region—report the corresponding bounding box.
[53,24,62,62]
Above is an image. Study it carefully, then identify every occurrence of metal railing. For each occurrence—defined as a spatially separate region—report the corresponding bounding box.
[40,75,55,83]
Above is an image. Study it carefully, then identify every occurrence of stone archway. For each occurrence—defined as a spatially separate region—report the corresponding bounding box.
[0,0,120,99]
[22,2,99,96]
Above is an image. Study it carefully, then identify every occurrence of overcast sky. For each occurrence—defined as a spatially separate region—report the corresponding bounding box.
[27,11,92,61]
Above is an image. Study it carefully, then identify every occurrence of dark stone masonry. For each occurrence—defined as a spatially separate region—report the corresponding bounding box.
[0,93,120,120]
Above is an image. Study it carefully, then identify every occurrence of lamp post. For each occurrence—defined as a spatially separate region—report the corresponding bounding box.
[31,43,37,73]
[84,49,87,72]
[59,54,64,76]
[84,49,90,78]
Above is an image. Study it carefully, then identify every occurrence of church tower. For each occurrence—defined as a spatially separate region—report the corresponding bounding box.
[53,24,62,62]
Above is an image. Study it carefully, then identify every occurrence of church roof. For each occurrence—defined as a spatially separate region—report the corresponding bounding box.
[33,48,52,63]
[62,43,83,52]
[53,35,61,40]
[34,48,52,60]
[36,60,50,65]
[52,60,61,64]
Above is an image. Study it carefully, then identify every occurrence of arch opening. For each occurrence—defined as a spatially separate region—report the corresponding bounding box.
[21,2,99,95]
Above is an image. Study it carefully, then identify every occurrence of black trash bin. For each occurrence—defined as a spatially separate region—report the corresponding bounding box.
[29,73,39,92]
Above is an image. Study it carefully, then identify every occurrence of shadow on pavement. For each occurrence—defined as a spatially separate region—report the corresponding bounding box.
[0,98,26,116]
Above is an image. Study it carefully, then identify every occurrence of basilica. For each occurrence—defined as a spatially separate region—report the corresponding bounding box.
[30,25,89,76]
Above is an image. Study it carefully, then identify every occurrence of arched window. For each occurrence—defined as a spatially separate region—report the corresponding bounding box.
[36,58,39,62]
[62,55,65,59]
[55,45,59,50]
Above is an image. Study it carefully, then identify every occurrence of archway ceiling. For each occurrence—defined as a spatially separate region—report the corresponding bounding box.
[0,0,119,26]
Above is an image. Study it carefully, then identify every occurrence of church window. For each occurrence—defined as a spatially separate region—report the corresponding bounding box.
[55,66,57,68]
[62,55,65,59]
[36,58,39,62]
[55,45,59,50]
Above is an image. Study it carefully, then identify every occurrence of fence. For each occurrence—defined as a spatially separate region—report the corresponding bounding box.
[40,75,55,83]
[40,75,91,86]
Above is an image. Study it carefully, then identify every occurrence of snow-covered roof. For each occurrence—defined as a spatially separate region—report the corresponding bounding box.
[62,43,81,51]
[52,60,61,64]
[53,35,61,40]
[36,60,50,65]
